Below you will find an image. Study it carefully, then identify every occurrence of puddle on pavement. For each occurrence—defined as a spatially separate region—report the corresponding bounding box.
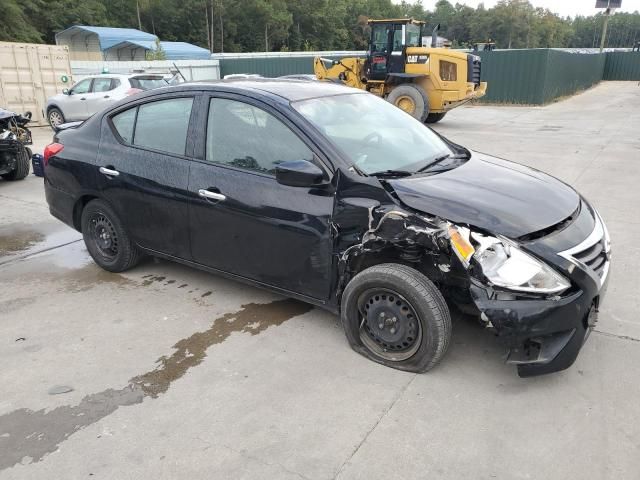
[0,223,81,261]
[0,299,312,471]
[0,228,44,256]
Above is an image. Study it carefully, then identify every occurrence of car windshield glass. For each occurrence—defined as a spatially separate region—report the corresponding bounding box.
[129,77,167,90]
[292,93,453,175]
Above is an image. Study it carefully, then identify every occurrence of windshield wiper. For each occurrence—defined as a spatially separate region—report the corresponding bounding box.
[368,169,413,178]
[417,152,469,173]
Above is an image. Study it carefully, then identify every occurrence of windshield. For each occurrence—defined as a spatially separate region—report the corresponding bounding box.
[292,93,453,175]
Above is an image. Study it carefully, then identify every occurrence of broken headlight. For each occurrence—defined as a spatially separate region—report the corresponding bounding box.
[450,227,570,294]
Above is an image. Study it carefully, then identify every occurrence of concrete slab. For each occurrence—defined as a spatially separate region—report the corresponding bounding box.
[1,81,639,479]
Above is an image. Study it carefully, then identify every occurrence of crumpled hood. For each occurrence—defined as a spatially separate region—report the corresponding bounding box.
[387,152,580,238]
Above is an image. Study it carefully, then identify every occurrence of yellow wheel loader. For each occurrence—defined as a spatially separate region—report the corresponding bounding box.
[314,19,487,123]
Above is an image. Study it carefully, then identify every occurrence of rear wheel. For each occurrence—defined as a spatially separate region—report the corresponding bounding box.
[425,112,447,124]
[47,108,65,128]
[81,199,141,272]
[0,146,30,181]
[386,84,430,122]
[341,263,451,373]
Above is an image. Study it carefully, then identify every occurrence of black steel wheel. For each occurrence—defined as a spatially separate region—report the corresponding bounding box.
[358,288,422,362]
[81,199,141,272]
[341,263,451,373]
[89,213,119,261]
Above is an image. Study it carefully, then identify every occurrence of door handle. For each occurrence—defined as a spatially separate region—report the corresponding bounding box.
[104,95,110,99]
[99,166,120,177]
[80,97,86,100]
[198,189,226,201]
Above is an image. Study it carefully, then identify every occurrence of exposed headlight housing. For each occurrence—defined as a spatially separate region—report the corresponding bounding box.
[449,227,570,295]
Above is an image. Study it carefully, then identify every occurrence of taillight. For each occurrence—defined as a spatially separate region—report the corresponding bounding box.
[43,143,64,166]
[126,88,143,96]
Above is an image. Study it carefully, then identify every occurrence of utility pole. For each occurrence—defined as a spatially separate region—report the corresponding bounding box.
[136,0,142,31]
[599,6,611,52]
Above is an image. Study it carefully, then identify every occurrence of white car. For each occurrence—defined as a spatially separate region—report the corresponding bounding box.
[45,74,168,127]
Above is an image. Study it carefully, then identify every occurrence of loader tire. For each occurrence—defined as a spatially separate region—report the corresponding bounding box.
[425,112,447,124]
[387,84,430,122]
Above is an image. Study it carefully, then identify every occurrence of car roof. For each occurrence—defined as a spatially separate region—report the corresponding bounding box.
[188,79,365,102]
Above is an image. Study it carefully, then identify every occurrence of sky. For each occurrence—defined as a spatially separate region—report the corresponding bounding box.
[407,0,640,18]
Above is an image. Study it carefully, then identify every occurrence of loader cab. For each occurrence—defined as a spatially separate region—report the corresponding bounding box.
[366,19,425,81]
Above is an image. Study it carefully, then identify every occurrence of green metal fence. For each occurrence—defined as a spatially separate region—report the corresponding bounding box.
[218,49,639,105]
[604,51,640,80]
[478,49,606,104]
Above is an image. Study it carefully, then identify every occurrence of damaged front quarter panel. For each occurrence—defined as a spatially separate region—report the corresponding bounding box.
[331,183,470,302]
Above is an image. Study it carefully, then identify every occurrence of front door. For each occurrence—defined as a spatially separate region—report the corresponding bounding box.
[95,95,196,259]
[188,96,334,301]
[64,78,92,120]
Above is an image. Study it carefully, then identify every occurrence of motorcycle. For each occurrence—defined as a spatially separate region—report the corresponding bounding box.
[0,109,32,181]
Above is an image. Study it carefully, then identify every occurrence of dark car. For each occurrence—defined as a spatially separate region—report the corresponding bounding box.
[43,80,610,377]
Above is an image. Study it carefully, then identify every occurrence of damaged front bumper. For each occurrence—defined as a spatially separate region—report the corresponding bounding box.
[470,272,608,377]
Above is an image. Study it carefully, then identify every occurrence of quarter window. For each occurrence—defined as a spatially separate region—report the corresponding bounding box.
[112,108,136,143]
[110,97,193,155]
[440,61,457,81]
[206,98,313,175]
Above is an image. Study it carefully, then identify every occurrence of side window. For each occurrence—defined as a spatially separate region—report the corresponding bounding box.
[134,98,193,155]
[71,78,92,95]
[111,78,121,90]
[206,98,314,175]
[392,26,403,52]
[440,61,457,81]
[92,77,112,93]
[112,107,136,143]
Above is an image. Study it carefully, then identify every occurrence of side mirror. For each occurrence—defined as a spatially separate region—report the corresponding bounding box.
[63,88,70,95]
[275,160,326,187]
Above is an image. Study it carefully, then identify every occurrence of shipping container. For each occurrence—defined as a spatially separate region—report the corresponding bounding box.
[0,42,73,126]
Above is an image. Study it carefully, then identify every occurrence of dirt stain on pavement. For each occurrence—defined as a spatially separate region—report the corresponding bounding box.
[0,299,312,471]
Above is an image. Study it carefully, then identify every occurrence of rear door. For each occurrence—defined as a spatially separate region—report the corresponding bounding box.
[85,76,116,116]
[95,93,197,259]
[187,94,335,301]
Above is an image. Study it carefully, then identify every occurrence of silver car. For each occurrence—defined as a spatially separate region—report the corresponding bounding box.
[45,74,167,127]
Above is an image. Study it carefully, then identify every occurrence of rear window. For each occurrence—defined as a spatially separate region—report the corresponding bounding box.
[129,76,167,91]
[110,97,193,156]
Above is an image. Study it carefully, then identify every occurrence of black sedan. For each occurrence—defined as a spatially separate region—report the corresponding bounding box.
[43,80,610,377]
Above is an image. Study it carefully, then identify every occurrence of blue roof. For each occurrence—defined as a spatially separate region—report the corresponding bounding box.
[56,26,157,50]
[159,42,211,60]
[106,40,211,60]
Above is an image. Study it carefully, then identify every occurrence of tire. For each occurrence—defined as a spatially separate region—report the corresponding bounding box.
[386,84,430,122]
[425,112,447,124]
[341,263,452,373]
[0,146,30,181]
[81,199,141,272]
[47,107,65,128]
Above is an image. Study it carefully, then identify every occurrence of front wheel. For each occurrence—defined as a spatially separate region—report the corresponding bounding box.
[81,199,141,272]
[341,263,452,373]
[47,108,65,128]
[0,146,30,181]
[425,112,447,124]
